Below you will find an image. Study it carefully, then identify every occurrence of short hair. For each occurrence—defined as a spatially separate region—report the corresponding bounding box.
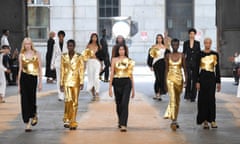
[188,28,197,34]
[102,29,106,32]
[67,39,76,47]
[2,29,9,34]
[204,37,212,43]
[57,30,66,37]
[171,38,180,45]
[1,45,10,49]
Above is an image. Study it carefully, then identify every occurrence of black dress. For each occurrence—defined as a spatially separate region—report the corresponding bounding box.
[197,51,221,124]
[147,48,170,95]
[183,40,201,101]
[45,38,56,79]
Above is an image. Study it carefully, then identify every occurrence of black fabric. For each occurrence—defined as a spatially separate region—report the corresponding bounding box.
[20,72,37,123]
[183,40,201,100]
[112,78,132,126]
[196,51,221,124]
[153,59,167,94]
[45,38,56,78]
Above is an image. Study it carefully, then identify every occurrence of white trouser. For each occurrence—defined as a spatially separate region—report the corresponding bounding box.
[87,59,101,93]
[56,67,64,100]
[237,80,240,98]
[0,71,6,97]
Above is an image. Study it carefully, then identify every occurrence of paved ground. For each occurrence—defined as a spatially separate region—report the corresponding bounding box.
[0,66,240,144]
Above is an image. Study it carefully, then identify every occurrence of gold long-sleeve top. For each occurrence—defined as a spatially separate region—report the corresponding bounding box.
[114,58,135,78]
[200,54,217,72]
[81,48,95,61]
[21,53,39,76]
[60,52,84,87]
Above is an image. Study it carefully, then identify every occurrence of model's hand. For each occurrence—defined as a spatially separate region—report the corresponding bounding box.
[60,86,64,92]
[217,83,221,92]
[80,84,84,90]
[5,69,11,73]
[183,81,187,88]
[109,87,113,97]
[50,64,55,70]
[131,90,135,98]
[196,83,200,91]
[38,82,42,91]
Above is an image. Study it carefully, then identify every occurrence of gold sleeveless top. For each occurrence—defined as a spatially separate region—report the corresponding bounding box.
[167,57,183,86]
[200,55,217,72]
[21,53,39,76]
[114,58,135,78]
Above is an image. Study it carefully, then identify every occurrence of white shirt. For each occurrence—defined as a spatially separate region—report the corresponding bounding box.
[235,55,240,64]
[1,35,9,47]
[51,39,68,69]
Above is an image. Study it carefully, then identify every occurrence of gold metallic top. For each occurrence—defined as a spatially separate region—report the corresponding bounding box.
[81,48,95,61]
[114,58,135,78]
[21,53,39,76]
[167,57,183,86]
[60,52,85,87]
[149,47,160,58]
[200,55,217,72]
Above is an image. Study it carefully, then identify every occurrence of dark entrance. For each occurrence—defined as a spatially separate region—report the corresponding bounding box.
[166,0,194,41]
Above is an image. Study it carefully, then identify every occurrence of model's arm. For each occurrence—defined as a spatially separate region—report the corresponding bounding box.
[79,56,85,90]
[60,55,65,92]
[51,43,57,70]
[18,54,23,92]
[109,58,116,97]
[37,52,42,91]
[182,53,187,87]
[164,54,169,92]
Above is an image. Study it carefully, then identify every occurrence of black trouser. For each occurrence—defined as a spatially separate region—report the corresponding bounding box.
[113,78,132,126]
[153,59,166,95]
[99,58,110,81]
[233,65,239,83]
[184,65,197,101]
[20,72,37,123]
[10,66,19,83]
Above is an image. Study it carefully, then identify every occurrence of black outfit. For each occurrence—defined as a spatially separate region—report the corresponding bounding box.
[99,35,110,81]
[9,55,19,84]
[45,37,56,79]
[183,40,201,101]
[3,54,11,84]
[113,78,132,126]
[196,51,221,124]
[147,48,170,95]
[20,72,37,123]
[233,62,240,85]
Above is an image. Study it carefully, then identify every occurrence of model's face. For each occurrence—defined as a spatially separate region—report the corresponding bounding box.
[117,37,123,43]
[67,42,75,52]
[204,39,212,50]
[189,32,196,39]
[118,46,125,56]
[91,35,97,42]
[24,40,32,50]
[171,42,179,51]
[58,34,64,41]
[157,36,163,44]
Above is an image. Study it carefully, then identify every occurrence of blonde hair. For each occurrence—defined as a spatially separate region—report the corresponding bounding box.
[49,31,55,38]
[20,37,37,54]
[204,37,212,43]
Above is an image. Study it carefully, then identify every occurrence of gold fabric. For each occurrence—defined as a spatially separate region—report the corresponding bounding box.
[114,58,135,78]
[60,52,85,87]
[149,47,160,58]
[164,57,183,120]
[21,53,39,76]
[63,86,80,127]
[200,55,217,72]
[81,48,95,61]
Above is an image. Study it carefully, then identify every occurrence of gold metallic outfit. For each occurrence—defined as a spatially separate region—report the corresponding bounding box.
[21,54,39,76]
[60,52,84,128]
[81,48,95,61]
[149,47,160,58]
[200,55,217,72]
[114,58,135,78]
[164,57,183,120]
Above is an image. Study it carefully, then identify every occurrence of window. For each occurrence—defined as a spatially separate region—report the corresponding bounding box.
[98,0,120,39]
[27,2,50,41]
[166,0,193,41]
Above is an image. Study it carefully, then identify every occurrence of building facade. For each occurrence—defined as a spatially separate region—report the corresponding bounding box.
[28,0,216,64]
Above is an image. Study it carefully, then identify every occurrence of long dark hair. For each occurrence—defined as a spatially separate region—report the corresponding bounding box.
[155,34,164,45]
[114,44,129,58]
[115,35,126,45]
[88,33,101,50]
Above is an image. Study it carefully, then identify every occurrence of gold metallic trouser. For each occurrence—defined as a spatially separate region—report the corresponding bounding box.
[164,80,182,121]
[63,86,80,128]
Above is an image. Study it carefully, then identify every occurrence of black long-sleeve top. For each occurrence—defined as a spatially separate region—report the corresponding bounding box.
[183,40,201,68]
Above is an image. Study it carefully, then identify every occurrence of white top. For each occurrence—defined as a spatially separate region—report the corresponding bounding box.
[51,39,68,69]
[1,35,9,47]
[152,48,166,65]
[235,55,240,64]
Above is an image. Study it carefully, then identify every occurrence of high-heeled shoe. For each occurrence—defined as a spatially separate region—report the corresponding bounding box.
[203,121,210,129]
[170,123,177,131]
[25,120,32,132]
[120,126,127,132]
[211,122,218,128]
[31,115,38,126]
